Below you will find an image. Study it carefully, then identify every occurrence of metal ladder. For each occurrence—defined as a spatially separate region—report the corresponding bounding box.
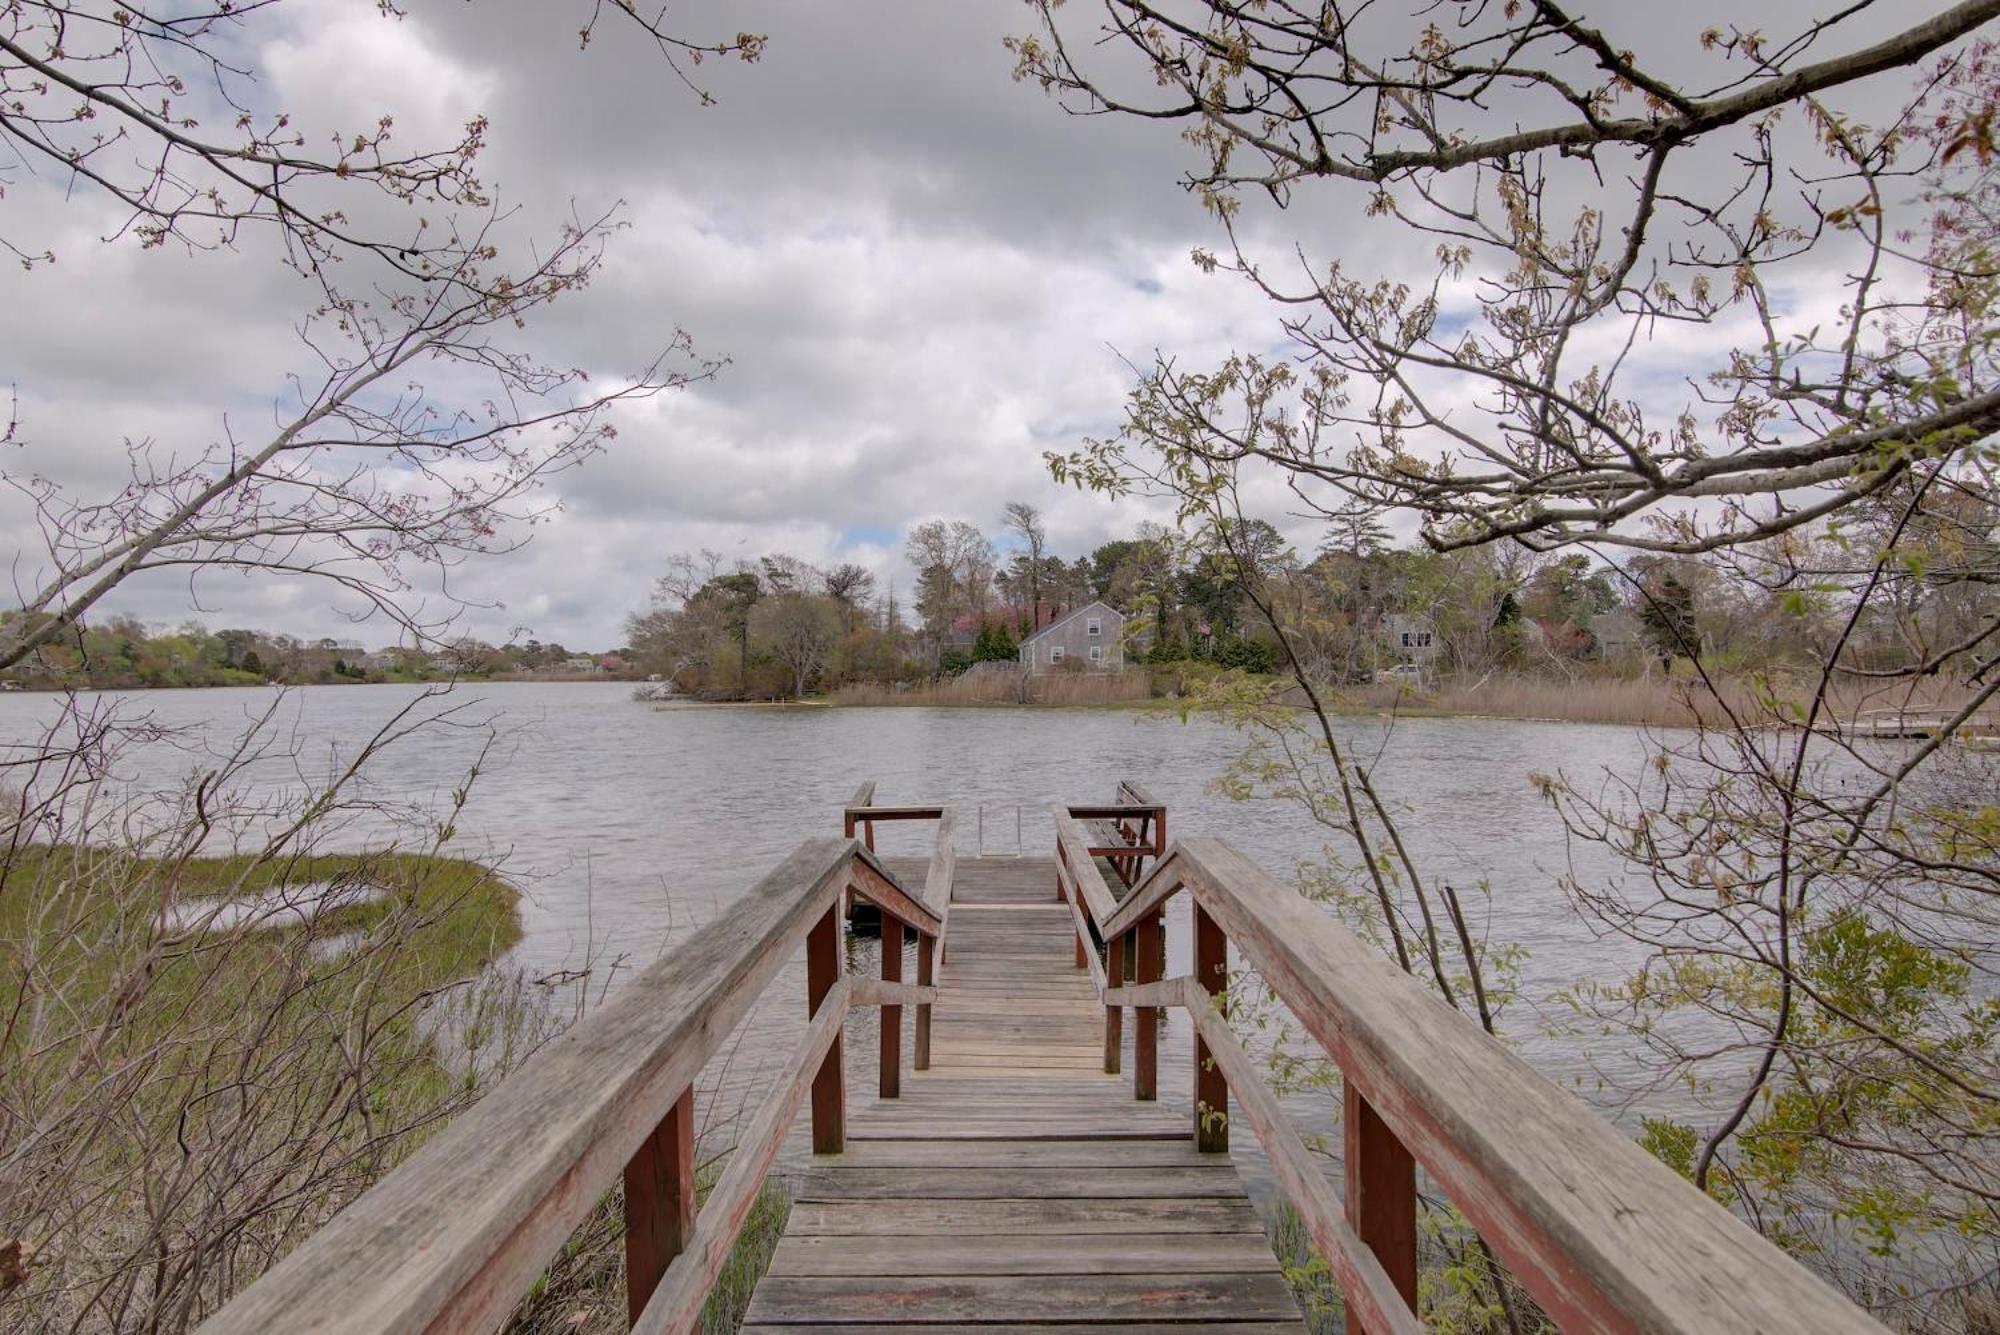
[975,803,1023,857]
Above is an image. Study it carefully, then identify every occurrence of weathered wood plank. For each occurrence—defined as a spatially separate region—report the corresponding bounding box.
[743,1272,1302,1324]
[791,1165,1244,1200]
[849,978,939,1008]
[845,1119,1186,1142]
[848,850,943,939]
[782,1196,1265,1237]
[1101,847,1184,940]
[742,1324,1305,1334]
[817,1139,1218,1169]
[767,1231,1286,1277]
[1052,807,1120,926]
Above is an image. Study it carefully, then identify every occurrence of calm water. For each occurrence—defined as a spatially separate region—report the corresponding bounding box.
[0,682,1672,1137]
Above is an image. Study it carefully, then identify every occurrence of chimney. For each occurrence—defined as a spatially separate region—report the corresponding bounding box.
[1035,599,1053,629]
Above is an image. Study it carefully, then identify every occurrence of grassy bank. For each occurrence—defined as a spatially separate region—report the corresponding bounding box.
[822,665,1985,729]
[1327,674,1746,727]
[1,845,532,1327]
[1333,671,1991,729]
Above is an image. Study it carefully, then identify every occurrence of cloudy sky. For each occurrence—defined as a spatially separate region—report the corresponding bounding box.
[0,0,1956,649]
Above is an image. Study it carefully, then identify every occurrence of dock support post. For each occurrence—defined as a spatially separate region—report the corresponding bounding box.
[622,1085,694,1326]
[880,916,902,1099]
[1345,1084,1418,1332]
[1193,901,1228,1152]
[1104,932,1124,1074]
[806,902,844,1153]
[915,932,934,1071]
[1133,909,1160,1101]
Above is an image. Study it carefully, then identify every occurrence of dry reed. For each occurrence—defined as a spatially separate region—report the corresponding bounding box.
[1338,671,1993,730]
[831,670,1151,708]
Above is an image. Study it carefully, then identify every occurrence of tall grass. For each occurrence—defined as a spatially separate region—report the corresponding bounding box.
[0,844,540,1330]
[1336,671,1995,729]
[507,1178,789,1333]
[831,669,1151,707]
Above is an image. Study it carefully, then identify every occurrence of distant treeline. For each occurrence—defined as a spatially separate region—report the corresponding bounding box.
[0,613,633,690]
[625,497,1959,703]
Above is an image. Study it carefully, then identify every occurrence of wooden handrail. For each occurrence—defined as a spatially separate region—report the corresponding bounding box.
[843,803,946,824]
[632,976,850,1333]
[849,845,942,939]
[1184,982,1422,1335]
[1116,777,1162,809]
[1052,806,1120,926]
[1089,836,1884,1335]
[845,780,879,851]
[200,836,918,1335]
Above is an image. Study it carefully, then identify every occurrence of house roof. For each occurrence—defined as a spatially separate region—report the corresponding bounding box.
[1019,600,1123,646]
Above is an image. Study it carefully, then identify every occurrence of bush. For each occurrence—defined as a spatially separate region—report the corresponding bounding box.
[970,619,1019,664]
[1209,635,1276,673]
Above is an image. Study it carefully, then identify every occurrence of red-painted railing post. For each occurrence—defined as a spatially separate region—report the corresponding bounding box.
[915,932,934,1070]
[1345,1084,1418,1332]
[1134,908,1161,1101]
[1104,932,1124,1074]
[1193,901,1229,1152]
[880,916,902,1099]
[806,903,844,1153]
[622,1085,694,1326]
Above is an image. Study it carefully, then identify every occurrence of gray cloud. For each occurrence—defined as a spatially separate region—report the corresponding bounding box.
[3,0,1944,649]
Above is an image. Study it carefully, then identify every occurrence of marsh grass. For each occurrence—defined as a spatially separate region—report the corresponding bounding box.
[1268,1199,1550,1334]
[0,843,538,1330]
[1334,672,1991,730]
[507,1174,790,1333]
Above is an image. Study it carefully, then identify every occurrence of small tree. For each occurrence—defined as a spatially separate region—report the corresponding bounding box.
[970,619,1019,664]
[753,594,841,699]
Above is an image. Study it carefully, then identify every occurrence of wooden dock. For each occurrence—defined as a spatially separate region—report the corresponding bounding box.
[203,779,1888,1335]
[747,856,1304,1331]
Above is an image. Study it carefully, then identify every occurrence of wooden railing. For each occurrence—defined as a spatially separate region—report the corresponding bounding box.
[200,827,951,1335]
[1053,805,1885,1335]
[1063,777,1165,886]
[843,780,955,1078]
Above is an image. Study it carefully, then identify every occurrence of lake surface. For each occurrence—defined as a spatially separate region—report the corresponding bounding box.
[0,682,1679,1141]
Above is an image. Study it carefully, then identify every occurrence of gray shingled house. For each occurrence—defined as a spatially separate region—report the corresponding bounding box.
[1018,601,1126,672]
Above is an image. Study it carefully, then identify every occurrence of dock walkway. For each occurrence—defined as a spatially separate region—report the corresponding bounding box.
[203,781,1887,1335]
[746,856,1305,1331]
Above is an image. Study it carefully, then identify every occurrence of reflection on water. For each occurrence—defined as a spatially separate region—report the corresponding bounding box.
[0,682,1678,1149]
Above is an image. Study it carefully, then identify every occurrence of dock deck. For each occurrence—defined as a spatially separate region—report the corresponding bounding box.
[746,856,1305,1331]
[203,781,1887,1335]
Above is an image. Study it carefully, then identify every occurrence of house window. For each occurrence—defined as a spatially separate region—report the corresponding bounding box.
[1088,645,1103,663]
[1087,618,1101,636]
[1049,645,1064,663]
